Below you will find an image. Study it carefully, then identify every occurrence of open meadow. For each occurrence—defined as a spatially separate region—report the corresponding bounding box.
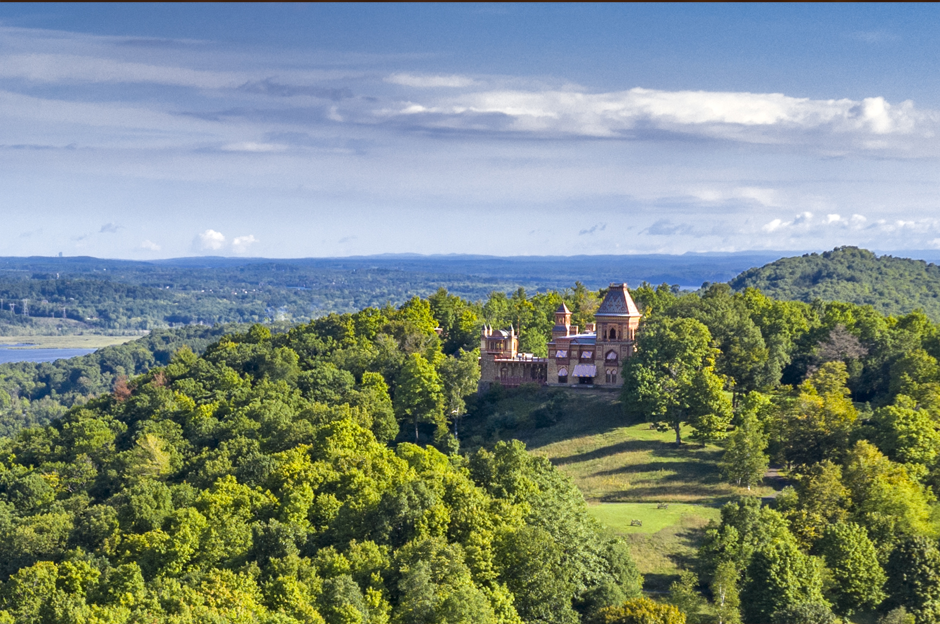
[466,387,772,590]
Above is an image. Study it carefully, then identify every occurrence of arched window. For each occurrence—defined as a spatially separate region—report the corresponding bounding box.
[558,367,568,383]
[606,350,618,362]
[500,367,508,379]
[606,368,617,383]
[609,328,617,340]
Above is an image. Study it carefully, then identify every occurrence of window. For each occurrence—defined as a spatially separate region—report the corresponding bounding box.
[606,350,618,361]
[609,328,617,340]
[606,368,618,383]
[580,351,593,359]
[555,350,567,359]
[558,367,568,383]
[500,367,508,379]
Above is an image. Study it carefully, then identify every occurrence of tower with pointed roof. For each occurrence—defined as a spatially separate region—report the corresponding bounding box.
[545,283,642,388]
[478,282,642,390]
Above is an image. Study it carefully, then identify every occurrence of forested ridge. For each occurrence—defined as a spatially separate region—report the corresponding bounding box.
[0,296,643,624]
[7,253,940,622]
[730,246,940,321]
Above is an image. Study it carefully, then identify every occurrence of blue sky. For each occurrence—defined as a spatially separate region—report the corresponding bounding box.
[1,3,939,258]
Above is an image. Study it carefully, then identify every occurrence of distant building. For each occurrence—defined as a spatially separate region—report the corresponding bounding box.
[479,283,642,389]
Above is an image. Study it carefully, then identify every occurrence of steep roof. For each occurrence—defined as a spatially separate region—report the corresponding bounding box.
[595,283,641,317]
[556,302,571,314]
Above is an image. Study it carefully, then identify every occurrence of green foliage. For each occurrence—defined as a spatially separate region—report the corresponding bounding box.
[622,317,732,445]
[0,309,640,623]
[709,560,740,624]
[595,597,686,624]
[817,522,886,616]
[740,537,827,624]
[884,535,940,624]
[730,246,940,321]
[666,571,705,624]
[719,394,769,489]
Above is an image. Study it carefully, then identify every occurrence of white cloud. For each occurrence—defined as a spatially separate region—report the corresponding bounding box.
[232,234,258,253]
[0,53,241,89]
[140,239,161,251]
[221,142,288,153]
[197,229,225,251]
[762,218,784,233]
[386,73,477,88]
[377,86,937,152]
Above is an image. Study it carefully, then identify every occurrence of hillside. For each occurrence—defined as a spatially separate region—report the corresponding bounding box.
[729,246,940,319]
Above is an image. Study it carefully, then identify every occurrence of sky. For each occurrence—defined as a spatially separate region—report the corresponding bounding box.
[1,3,939,259]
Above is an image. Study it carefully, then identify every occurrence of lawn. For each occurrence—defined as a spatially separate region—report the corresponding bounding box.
[587,502,721,535]
[0,335,139,349]
[466,386,771,591]
[516,390,768,504]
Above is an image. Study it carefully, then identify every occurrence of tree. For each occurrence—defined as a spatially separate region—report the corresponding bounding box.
[596,597,686,624]
[818,522,886,616]
[884,535,940,624]
[622,317,731,446]
[719,395,768,489]
[438,349,481,442]
[842,441,933,548]
[740,538,828,624]
[667,571,705,624]
[777,361,859,467]
[710,560,740,624]
[872,395,940,469]
[394,353,445,443]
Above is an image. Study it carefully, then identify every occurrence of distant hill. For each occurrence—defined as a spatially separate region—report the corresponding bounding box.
[729,246,940,319]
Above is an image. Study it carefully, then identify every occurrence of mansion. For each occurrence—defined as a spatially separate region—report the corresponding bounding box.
[479,283,642,389]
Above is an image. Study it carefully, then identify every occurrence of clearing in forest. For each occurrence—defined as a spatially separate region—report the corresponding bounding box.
[472,387,768,589]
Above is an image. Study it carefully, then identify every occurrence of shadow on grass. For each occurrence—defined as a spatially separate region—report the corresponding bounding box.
[550,439,665,466]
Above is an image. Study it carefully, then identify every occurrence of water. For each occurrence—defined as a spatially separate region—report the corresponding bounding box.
[0,346,96,364]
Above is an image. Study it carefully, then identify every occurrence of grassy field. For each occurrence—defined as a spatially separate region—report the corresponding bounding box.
[0,335,139,349]
[512,390,768,504]
[467,386,772,590]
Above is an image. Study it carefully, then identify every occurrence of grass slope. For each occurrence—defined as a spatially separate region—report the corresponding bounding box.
[465,386,766,589]
[729,246,940,320]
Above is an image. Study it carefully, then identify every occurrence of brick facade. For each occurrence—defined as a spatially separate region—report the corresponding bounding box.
[480,283,641,390]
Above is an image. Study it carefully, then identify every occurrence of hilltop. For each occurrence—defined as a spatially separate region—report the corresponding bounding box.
[729,246,940,320]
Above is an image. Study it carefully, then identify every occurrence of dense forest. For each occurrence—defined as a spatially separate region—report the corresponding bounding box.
[730,246,940,321]
[0,297,645,624]
[5,252,940,622]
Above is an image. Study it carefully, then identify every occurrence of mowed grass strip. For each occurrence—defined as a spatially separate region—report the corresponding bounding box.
[587,502,721,535]
[589,502,721,591]
[527,411,766,503]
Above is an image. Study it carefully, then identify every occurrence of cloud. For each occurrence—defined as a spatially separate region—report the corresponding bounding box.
[761,211,871,234]
[578,223,607,236]
[99,222,121,233]
[374,86,937,154]
[642,219,697,237]
[232,234,258,253]
[0,52,240,89]
[386,73,478,88]
[196,229,226,251]
[220,142,289,153]
[140,239,161,251]
[238,79,353,100]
